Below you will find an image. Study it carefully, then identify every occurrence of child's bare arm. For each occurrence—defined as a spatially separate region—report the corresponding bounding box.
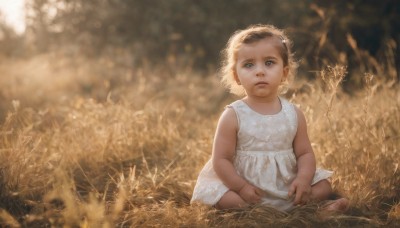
[289,106,316,205]
[212,108,262,203]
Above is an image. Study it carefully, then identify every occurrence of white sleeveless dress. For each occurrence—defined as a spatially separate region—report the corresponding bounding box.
[191,98,333,211]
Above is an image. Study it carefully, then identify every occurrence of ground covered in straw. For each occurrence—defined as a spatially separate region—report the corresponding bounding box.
[0,54,399,227]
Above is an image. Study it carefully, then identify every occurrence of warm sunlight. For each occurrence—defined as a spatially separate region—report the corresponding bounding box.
[0,1,398,227]
[0,0,25,34]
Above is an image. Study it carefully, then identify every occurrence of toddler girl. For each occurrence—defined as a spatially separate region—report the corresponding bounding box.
[191,24,348,211]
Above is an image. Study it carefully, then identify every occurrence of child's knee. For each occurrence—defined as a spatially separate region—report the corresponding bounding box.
[216,191,247,209]
[311,179,333,200]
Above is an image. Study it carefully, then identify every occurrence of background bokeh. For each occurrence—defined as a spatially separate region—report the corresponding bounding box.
[0,1,399,227]
[1,0,399,87]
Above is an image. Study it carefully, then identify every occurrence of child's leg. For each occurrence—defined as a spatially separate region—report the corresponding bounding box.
[310,179,332,201]
[216,191,248,209]
[311,180,349,212]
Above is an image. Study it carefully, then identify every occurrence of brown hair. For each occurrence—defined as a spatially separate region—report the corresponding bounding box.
[220,24,297,96]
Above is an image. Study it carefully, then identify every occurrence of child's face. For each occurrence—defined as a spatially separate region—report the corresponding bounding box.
[234,37,288,99]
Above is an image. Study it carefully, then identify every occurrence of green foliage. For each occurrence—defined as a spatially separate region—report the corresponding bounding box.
[22,0,399,85]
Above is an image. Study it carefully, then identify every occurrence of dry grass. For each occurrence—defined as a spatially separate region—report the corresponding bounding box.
[0,52,399,227]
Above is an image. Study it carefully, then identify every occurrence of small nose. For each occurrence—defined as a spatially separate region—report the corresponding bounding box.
[255,64,265,77]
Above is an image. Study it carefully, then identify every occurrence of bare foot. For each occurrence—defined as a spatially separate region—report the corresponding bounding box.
[320,198,349,213]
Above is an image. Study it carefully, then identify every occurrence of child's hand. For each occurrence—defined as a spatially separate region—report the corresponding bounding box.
[288,177,312,205]
[238,183,263,204]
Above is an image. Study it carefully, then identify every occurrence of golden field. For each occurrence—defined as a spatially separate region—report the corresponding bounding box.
[0,52,399,227]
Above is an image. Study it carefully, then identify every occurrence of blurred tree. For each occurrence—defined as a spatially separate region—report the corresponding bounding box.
[23,0,399,82]
[0,12,24,57]
[313,0,400,85]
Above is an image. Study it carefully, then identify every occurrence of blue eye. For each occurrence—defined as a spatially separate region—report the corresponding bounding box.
[244,63,253,68]
[265,60,274,66]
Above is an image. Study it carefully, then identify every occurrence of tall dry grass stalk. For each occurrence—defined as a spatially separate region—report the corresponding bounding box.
[0,53,399,227]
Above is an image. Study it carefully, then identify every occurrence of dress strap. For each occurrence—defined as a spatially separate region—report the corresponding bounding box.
[280,98,298,132]
[225,100,244,131]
